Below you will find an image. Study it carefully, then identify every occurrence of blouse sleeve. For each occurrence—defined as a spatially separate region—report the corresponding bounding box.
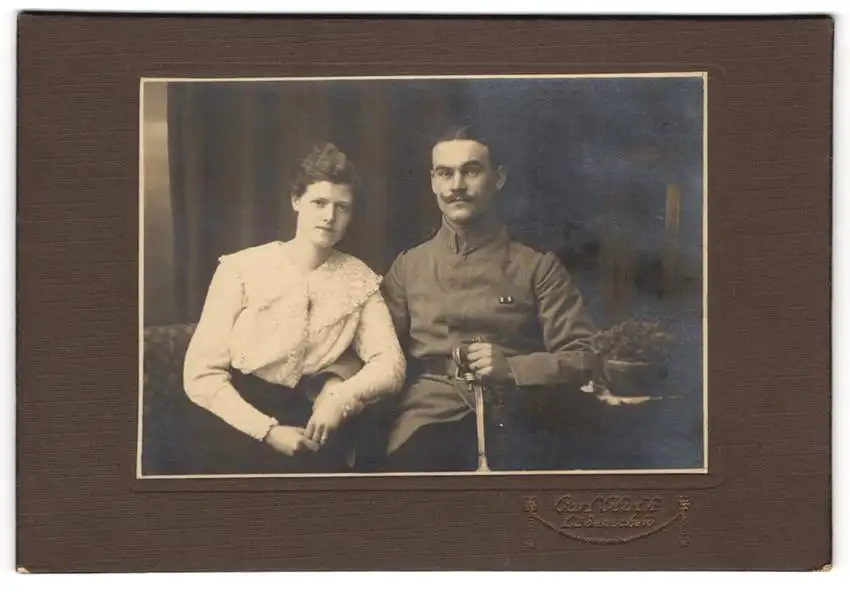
[330,291,406,411]
[182,259,278,441]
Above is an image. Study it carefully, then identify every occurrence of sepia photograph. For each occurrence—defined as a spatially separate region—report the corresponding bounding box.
[137,73,707,478]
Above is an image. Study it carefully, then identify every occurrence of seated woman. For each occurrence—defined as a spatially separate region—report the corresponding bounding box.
[181,142,406,475]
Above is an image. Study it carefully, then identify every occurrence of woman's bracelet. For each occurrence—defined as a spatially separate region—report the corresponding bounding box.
[325,389,360,419]
[261,419,279,443]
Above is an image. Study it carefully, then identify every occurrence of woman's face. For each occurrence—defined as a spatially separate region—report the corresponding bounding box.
[292,181,354,249]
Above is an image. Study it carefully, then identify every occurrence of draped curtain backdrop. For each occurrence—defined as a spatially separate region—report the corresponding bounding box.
[159,77,704,328]
[165,80,445,323]
[154,75,707,333]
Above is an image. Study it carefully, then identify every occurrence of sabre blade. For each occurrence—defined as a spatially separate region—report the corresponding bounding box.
[473,383,490,472]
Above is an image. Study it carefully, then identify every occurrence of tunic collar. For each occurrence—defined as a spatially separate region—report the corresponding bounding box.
[437,214,508,255]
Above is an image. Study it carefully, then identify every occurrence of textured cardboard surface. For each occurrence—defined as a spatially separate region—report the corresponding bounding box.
[17,14,832,571]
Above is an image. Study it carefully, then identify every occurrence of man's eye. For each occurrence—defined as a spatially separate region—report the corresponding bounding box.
[436,169,452,178]
[465,169,482,177]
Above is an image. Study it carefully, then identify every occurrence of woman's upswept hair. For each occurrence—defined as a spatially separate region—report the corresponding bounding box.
[290,142,356,198]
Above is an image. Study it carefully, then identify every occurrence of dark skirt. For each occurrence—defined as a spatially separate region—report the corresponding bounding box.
[160,370,353,475]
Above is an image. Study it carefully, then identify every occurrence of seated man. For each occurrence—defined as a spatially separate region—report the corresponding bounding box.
[380,124,598,473]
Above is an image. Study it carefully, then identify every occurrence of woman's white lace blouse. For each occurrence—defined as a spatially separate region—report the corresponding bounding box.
[182,241,406,441]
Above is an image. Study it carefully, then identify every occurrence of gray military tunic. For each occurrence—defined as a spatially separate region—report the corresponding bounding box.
[381,216,597,458]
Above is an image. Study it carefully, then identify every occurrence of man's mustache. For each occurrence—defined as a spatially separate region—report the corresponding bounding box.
[444,193,470,202]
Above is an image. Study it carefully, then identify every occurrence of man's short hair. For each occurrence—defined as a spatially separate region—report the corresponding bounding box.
[432,123,503,168]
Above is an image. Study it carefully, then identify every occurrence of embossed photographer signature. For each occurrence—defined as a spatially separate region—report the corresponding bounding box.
[523,494,691,548]
[555,494,663,529]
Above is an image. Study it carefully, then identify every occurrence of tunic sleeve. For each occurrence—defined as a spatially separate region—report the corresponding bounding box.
[182,258,279,440]
[506,252,598,387]
[380,252,411,349]
[331,291,407,411]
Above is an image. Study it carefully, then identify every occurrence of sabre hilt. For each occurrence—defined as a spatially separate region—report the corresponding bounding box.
[452,336,484,384]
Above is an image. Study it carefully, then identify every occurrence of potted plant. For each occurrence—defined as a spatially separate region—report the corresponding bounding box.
[590,318,674,397]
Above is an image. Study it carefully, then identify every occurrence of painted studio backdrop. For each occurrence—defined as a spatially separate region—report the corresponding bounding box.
[141,75,705,473]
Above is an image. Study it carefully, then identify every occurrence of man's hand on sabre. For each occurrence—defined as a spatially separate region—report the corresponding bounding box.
[466,342,516,384]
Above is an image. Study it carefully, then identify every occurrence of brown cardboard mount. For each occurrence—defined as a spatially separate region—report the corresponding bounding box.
[16,13,832,572]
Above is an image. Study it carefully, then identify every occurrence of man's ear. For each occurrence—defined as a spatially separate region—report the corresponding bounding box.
[430,169,439,195]
[495,165,507,191]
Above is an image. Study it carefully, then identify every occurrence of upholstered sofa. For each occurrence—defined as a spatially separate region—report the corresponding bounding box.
[141,323,197,425]
[139,323,198,476]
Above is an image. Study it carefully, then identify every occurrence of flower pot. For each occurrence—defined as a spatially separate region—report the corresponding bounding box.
[602,359,666,397]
